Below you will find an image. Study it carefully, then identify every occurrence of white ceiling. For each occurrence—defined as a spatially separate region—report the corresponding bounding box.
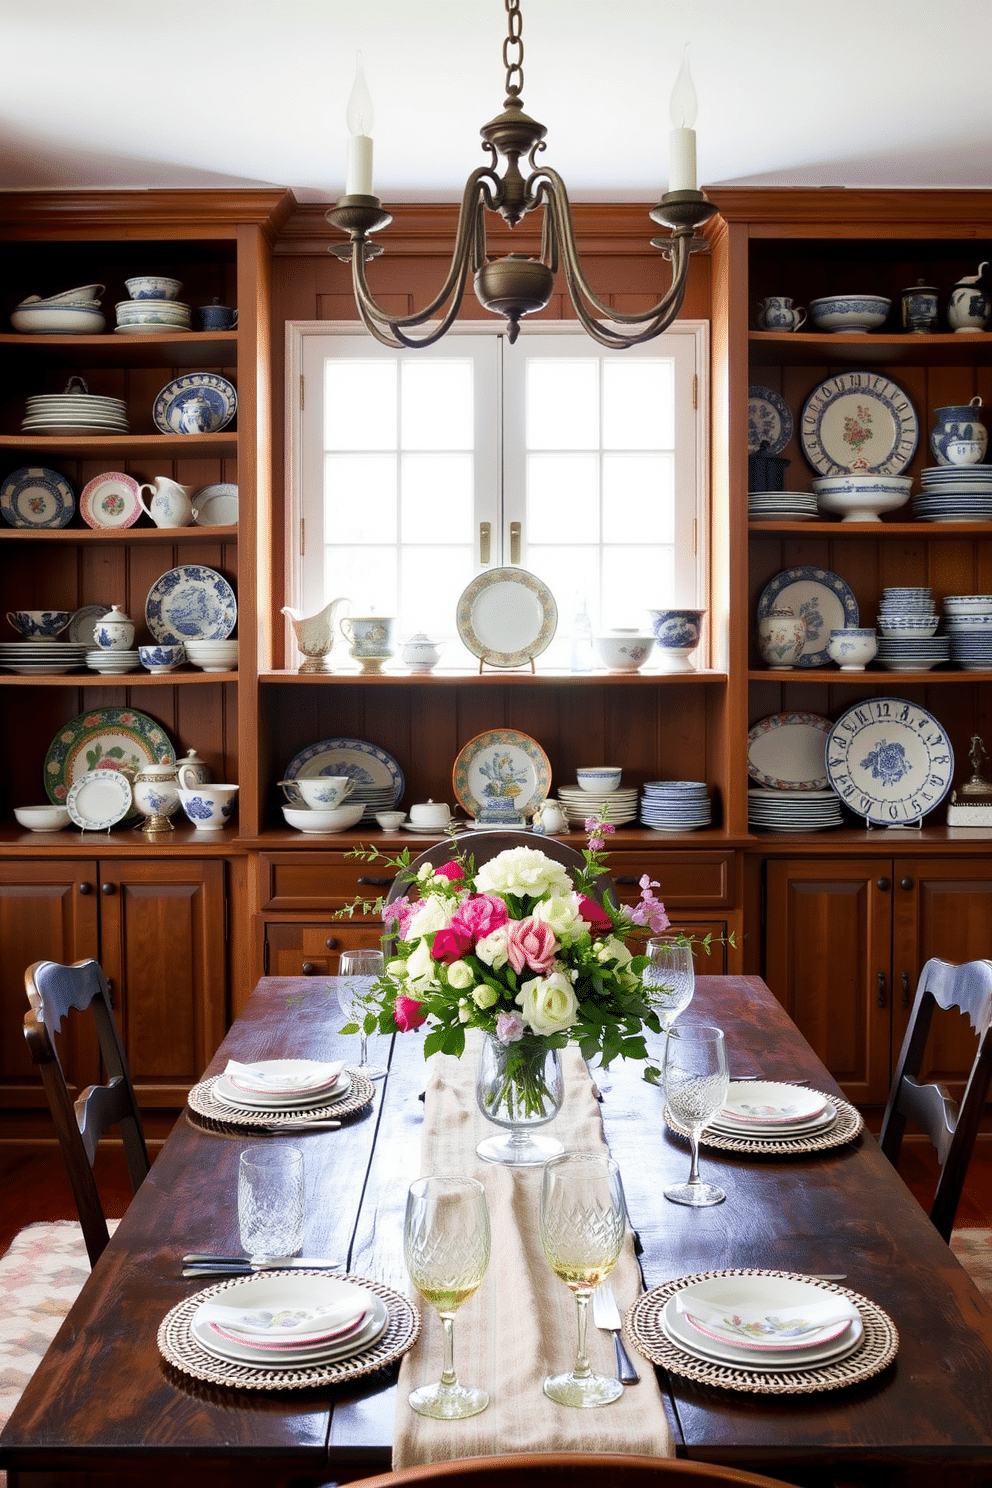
[4,0,991,204]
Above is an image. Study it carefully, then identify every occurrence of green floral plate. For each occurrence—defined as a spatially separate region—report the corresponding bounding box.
[44,707,176,824]
[452,728,551,821]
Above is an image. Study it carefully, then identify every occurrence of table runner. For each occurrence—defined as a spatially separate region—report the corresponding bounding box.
[392,1033,674,1466]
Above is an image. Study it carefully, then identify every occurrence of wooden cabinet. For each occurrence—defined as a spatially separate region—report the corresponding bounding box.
[764,855,992,1105]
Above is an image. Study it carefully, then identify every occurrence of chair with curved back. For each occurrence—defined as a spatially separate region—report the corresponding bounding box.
[341,1451,801,1488]
[879,955,992,1242]
[23,957,150,1266]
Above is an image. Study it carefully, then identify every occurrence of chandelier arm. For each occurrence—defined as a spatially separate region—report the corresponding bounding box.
[351,242,475,349]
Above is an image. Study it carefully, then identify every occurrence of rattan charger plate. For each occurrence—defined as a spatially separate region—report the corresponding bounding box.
[158,1271,419,1389]
[665,1089,863,1155]
[186,1069,375,1129]
[626,1269,898,1394]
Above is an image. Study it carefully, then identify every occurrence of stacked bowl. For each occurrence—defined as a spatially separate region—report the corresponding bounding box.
[185,639,238,672]
[11,285,106,335]
[116,277,190,334]
[875,587,949,671]
[944,595,992,670]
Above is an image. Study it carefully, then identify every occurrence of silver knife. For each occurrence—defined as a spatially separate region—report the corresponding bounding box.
[592,1281,639,1384]
[182,1256,343,1276]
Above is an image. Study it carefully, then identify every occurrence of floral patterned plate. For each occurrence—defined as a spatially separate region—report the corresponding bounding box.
[452,728,551,821]
[800,370,918,476]
[79,472,142,529]
[748,386,793,456]
[746,712,832,790]
[44,706,175,824]
[825,697,954,827]
[756,567,859,669]
[0,467,75,529]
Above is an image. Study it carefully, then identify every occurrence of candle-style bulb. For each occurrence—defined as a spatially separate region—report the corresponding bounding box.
[347,52,374,137]
[667,44,698,193]
[345,51,375,197]
[669,45,697,128]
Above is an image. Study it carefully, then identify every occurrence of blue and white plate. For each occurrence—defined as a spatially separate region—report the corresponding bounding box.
[152,374,237,435]
[756,567,859,669]
[283,737,404,810]
[0,467,75,528]
[748,387,793,456]
[800,371,918,476]
[825,698,954,827]
[145,565,237,644]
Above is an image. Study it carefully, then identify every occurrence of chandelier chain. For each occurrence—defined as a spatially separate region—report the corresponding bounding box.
[503,0,524,99]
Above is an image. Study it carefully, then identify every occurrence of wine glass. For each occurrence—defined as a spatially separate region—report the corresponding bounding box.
[643,938,695,1034]
[403,1175,491,1419]
[663,1024,729,1207]
[539,1151,626,1408]
[337,948,387,1079]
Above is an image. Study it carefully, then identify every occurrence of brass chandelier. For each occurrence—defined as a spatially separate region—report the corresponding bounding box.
[326,0,716,350]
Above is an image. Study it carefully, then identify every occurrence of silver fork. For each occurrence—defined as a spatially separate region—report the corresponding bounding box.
[592,1280,639,1384]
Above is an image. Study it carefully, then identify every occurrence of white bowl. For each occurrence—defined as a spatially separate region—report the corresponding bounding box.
[11,304,107,334]
[375,811,407,830]
[812,474,912,522]
[125,276,183,301]
[24,285,104,306]
[296,776,354,810]
[184,640,238,672]
[13,804,71,832]
[809,295,891,332]
[576,768,622,794]
[282,802,365,834]
[944,595,992,613]
[594,633,655,671]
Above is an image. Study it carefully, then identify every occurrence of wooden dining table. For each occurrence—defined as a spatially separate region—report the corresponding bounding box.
[3,974,992,1488]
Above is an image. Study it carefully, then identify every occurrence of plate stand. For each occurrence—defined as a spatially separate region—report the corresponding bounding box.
[865,815,923,830]
[477,653,537,675]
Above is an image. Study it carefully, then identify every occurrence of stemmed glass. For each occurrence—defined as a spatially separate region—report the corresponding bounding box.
[337,949,387,1079]
[643,938,695,1034]
[403,1175,491,1419]
[539,1151,626,1408]
[663,1024,729,1207]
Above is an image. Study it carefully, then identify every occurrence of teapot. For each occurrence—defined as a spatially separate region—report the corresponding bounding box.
[138,477,196,528]
[281,597,349,673]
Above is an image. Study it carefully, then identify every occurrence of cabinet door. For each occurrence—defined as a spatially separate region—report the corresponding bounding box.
[97,860,226,1109]
[666,918,731,975]
[892,857,992,1099]
[765,859,892,1105]
[262,921,385,977]
[0,862,100,1112]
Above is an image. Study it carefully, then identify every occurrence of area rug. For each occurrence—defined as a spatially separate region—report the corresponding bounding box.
[951,1228,992,1295]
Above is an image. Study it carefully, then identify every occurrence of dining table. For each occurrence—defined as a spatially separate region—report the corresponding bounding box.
[3,973,992,1488]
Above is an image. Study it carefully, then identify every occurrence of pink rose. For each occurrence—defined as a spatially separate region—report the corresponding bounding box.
[430,924,474,964]
[577,895,613,934]
[496,1010,524,1044]
[433,861,465,882]
[505,916,558,975]
[395,995,428,1031]
[451,892,509,943]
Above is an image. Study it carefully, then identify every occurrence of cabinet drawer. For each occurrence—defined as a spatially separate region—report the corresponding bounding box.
[259,853,397,913]
[607,852,734,909]
[262,921,385,976]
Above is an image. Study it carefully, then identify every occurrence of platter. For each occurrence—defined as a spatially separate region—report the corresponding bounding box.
[0,467,75,529]
[748,386,793,456]
[825,698,954,826]
[800,371,918,476]
[44,707,175,823]
[282,738,404,807]
[756,567,859,668]
[66,769,133,831]
[79,472,142,530]
[746,712,832,790]
[152,373,237,435]
[455,568,557,668]
[191,483,239,526]
[452,728,551,820]
[145,565,237,644]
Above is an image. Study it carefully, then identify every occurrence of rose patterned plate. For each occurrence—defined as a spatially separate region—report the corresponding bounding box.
[79,472,142,529]
[44,707,175,823]
[825,698,954,826]
[800,371,918,476]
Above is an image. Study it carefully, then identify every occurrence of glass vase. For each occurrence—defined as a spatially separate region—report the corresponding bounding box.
[475,1032,565,1166]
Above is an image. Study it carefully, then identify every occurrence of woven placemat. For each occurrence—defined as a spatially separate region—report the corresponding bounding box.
[187,1069,375,1129]
[626,1269,897,1395]
[158,1271,419,1390]
[665,1090,863,1155]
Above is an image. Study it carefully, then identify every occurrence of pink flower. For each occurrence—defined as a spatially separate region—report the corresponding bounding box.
[430,924,474,964]
[496,1010,525,1044]
[395,995,428,1032]
[577,895,613,934]
[433,860,465,883]
[620,876,670,934]
[451,892,509,943]
[382,895,417,940]
[585,816,616,851]
[505,916,558,975]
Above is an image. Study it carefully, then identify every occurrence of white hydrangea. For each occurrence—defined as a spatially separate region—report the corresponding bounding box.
[475,925,510,969]
[475,847,573,901]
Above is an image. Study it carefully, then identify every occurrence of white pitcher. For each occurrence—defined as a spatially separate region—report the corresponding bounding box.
[138,477,196,528]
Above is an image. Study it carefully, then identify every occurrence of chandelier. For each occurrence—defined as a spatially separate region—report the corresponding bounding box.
[326,0,716,350]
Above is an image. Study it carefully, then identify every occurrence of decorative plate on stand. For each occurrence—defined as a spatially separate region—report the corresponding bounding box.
[456,568,557,669]
[452,729,551,820]
[825,698,954,826]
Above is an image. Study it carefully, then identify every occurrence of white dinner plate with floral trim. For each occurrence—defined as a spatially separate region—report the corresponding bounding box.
[663,1276,863,1371]
[0,467,75,528]
[800,371,918,476]
[719,1081,829,1125]
[66,769,133,831]
[191,483,239,526]
[825,697,954,826]
[152,373,237,435]
[79,472,142,529]
[456,568,557,668]
[145,565,237,643]
[756,567,859,668]
[44,706,175,822]
[452,728,551,819]
[748,386,793,455]
[282,737,404,807]
[747,712,832,790]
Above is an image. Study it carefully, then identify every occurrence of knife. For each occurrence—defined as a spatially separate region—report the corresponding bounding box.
[592,1281,639,1384]
[181,1255,343,1276]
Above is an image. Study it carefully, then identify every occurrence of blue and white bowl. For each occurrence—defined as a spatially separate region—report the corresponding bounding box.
[177,785,238,830]
[649,609,706,673]
[125,276,183,301]
[139,643,186,673]
[6,608,71,640]
[809,295,891,333]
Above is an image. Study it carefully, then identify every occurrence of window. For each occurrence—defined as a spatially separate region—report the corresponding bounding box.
[288,320,708,667]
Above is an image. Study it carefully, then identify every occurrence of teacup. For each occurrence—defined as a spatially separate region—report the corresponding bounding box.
[198,303,238,330]
[177,784,238,830]
[6,608,71,640]
[409,800,451,829]
[296,776,354,810]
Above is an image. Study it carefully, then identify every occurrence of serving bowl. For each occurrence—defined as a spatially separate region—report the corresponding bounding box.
[594,631,655,672]
[878,615,940,638]
[125,276,183,301]
[282,802,365,834]
[576,767,622,794]
[25,285,104,306]
[812,474,912,522]
[809,295,891,333]
[10,304,107,334]
[184,639,238,672]
[13,804,71,832]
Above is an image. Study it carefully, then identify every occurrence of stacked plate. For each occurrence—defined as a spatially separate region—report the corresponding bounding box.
[748,490,818,522]
[708,1081,839,1142]
[282,738,404,818]
[115,298,191,334]
[875,635,950,671]
[558,784,638,828]
[876,586,947,670]
[10,285,106,335]
[214,1058,350,1115]
[912,465,992,521]
[86,648,140,674]
[190,1272,389,1370]
[640,780,712,831]
[0,641,88,675]
[22,383,128,436]
[945,595,992,670]
[748,788,843,832]
[350,784,400,823]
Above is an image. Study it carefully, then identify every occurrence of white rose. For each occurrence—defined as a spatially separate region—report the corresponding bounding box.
[516,970,579,1036]
[475,924,509,969]
[475,847,573,901]
[597,933,633,969]
[446,959,474,990]
[533,890,586,940]
[405,938,438,995]
[473,984,499,1009]
[385,957,408,981]
[458,998,472,1023]
[405,894,452,941]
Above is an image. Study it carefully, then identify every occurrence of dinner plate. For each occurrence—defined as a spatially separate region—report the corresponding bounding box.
[191,1277,388,1367]
[79,472,142,529]
[800,371,918,476]
[707,1102,837,1139]
[746,712,832,790]
[145,565,237,643]
[44,706,175,820]
[212,1072,351,1111]
[222,1058,345,1097]
[748,386,793,455]
[152,373,237,434]
[455,567,557,668]
[825,697,954,826]
[662,1279,863,1372]
[191,483,239,526]
[756,567,859,668]
[0,467,75,528]
[66,769,133,831]
[452,728,551,820]
[719,1081,829,1125]
[282,738,404,808]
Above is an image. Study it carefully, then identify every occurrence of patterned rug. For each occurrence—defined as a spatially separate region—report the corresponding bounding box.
[951,1227,992,1294]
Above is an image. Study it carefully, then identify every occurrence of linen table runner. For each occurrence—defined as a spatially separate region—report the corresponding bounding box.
[392,1034,674,1466]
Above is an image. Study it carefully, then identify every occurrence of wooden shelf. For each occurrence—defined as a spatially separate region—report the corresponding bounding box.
[260,668,729,686]
[0,433,238,456]
[0,331,238,368]
[748,668,987,683]
[749,520,991,537]
[749,330,992,367]
[0,525,237,542]
[0,669,237,686]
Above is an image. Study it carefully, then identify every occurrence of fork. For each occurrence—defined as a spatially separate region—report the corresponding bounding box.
[592,1280,639,1384]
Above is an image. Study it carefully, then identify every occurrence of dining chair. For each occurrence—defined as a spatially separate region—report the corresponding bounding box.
[879,955,992,1243]
[341,1451,801,1488]
[23,957,150,1266]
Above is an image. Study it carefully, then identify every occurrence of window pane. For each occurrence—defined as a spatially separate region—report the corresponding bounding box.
[401,361,474,450]
[400,454,474,544]
[602,546,673,629]
[602,453,673,543]
[324,361,396,450]
[528,453,599,543]
[324,546,397,617]
[401,547,475,642]
[324,453,396,542]
[527,545,601,634]
[526,360,599,449]
[603,360,674,449]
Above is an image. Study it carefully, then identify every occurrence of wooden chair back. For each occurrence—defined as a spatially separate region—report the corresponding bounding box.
[345,1452,800,1488]
[23,957,149,1266]
[879,955,992,1241]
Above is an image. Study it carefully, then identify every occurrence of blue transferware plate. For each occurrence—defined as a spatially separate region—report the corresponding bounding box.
[152,374,237,435]
[756,567,859,669]
[825,697,954,827]
[283,737,404,808]
[145,565,237,644]
[748,386,793,456]
[0,466,75,528]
